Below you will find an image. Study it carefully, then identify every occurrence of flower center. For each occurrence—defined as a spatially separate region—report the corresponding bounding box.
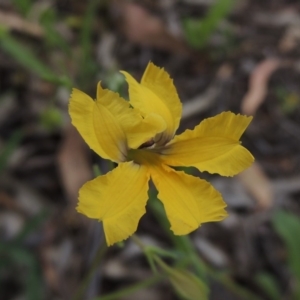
[138,139,155,149]
[127,146,163,166]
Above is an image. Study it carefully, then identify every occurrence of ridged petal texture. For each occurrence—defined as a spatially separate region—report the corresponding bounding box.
[163,112,254,176]
[150,165,228,235]
[69,83,165,162]
[121,62,182,145]
[77,162,150,246]
[69,88,113,160]
[70,62,255,246]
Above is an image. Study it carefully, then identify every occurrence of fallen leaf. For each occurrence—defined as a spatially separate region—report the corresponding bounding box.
[57,126,92,206]
[279,25,300,52]
[238,162,273,210]
[0,10,44,38]
[110,1,189,54]
[241,58,281,115]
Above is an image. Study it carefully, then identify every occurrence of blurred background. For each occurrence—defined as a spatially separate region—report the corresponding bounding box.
[1,0,300,299]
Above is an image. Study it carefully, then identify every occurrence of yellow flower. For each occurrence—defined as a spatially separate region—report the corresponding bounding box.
[69,62,254,246]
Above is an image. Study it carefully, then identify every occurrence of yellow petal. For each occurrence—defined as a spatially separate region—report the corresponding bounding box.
[163,112,254,176]
[97,83,166,151]
[77,162,150,246]
[121,62,182,145]
[150,165,227,235]
[126,113,166,149]
[94,83,128,162]
[141,62,182,131]
[69,88,112,160]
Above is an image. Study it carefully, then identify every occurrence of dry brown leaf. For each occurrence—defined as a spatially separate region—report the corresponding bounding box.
[110,1,189,54]
[57,126,92,206]
[279,25,300,52]
[238,162,273,210]
[241,58,281,115]
[240,59,279,210]
[0,10,44,38]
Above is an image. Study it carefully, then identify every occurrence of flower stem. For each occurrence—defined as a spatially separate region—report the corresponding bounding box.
[149,197,262,300]
[91,274,163,300]
[72,242,107,300]
[131,234,146,250]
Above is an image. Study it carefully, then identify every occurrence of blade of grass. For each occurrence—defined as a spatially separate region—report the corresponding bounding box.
[72,242,107,300]
[91,275,163,300]
[39,8,72,56]
[0,26,71,87]
[0,130,22,173]
[183,0,236,49]
[12,0,34,16]
[78,0,101,86]
[255,272,281,300]
[0,243,42,300]
[272,210,300,281]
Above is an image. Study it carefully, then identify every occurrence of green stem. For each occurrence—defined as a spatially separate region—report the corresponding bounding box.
[149,198,262,300]
[131,234,146,250]
[72,242,107,300]
[131,234,158,273]
[91,275,163,300]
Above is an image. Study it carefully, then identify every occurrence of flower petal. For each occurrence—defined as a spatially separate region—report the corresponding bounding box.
[77,162,150,246]
[151,165,227,235]
[141,62,182,131]
[97,83,166,151]
[126,113,166,149]
[121,62,182,145]
[162,112,254,176]
[93,84,129,161]
[69,88,112,160]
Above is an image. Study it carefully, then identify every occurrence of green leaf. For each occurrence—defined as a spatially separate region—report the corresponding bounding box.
[39,8,72,56]
[40,106,63,131]
[155,257,209,300]
[272,210,300,281]
[93,275,163,300]
[255,272,281,300]
[169,268,209,300]
[12,0,34,15]
[183,0,236,49]
[78,0,100,86]
[0,243,42,300]
[0,27,71,86]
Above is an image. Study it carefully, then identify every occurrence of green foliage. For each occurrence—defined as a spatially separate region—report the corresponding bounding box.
[0,130,22,173]
[0,27,71,87]
[182,0,236,49]
[148,196,261,300]
[155,258,209,300]
[273,210,300,281]
[40,106,63,131]
[252,210,300,300]
[255,272,281,300]
[39,8,72,56]
[94,275,162,300]
[272,210,300,298]
[78,0,100,87]
[12,0,34,15]
[275,87,299,115]
[0,211,48,300]
[0,244,41,300]
[103,72,126,94]
[169,268,208,300]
